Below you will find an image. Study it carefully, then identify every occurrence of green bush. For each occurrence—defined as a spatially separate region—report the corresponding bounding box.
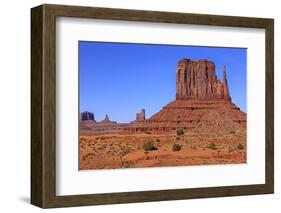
[143,141,156,151]
[176,128,185,136]
[191,145,197,150]
[228,147,234,153]
[145,131,152,134]
[229,130,236,134]
[156,138,160,142]
[207,142,217,150]
[237,143,244,150]
[172,143,182,152]
[122,162,130,168]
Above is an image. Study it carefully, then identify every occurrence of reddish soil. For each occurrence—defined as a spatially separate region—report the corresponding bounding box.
[79,130,246,170]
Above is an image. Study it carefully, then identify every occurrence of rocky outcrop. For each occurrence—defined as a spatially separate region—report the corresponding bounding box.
[137,99,246,132]
[136,109,145,121]
[80,111,95,121]
[100,114,117,124]
[176,59,231,101]
[80,114,123,135]
[131,58,245,133]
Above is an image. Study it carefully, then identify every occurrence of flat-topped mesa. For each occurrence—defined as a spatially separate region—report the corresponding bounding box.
[176,59,231,101]
[136,109,145,121]
[80,111,96,122]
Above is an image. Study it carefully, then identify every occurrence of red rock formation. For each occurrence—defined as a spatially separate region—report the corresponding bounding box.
[176,59,231,101]
[100,114,116,124]
[80,58,246,135]
[80,111,95,121]
[222,65,231,101]
[134,99,246,133]
[136,109,145,121]
[131,58,245,133]
[80,114,125,135]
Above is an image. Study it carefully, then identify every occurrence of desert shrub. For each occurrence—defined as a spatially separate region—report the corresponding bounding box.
[122,162,130,168]
[156,138,160,142]
[83,153,95,160]
[145,131,152,134]
[172,143,182,152]
[176,128,185,136]
[229,130,236,134]
[191,145,197,150]
[202,160,208,165]
[207,142,217,150]
[143,141,156,151]
[228,147,234,153]
[123,146,132,155]
[237,143,244,150]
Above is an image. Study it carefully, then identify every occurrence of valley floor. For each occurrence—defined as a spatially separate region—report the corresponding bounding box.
[79,130,246,170]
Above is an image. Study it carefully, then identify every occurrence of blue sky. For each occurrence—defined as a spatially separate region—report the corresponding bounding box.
[79,41,247,123]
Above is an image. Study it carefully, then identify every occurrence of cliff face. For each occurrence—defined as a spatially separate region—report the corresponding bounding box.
[176,59,231,101]
[136,109,145,121]
[80,111,95,121]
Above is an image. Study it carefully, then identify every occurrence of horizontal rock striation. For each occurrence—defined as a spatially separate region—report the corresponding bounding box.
[131,99,246,133]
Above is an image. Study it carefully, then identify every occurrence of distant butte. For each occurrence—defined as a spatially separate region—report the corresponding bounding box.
[100,114,117,124]
[176,59,231,101]
[80,111,95,121]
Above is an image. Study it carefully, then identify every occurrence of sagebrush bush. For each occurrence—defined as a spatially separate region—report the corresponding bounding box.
[207,142,217,150]
[228,147,234,153]
[143,141,156,151]
[237,143,244,150]
[176,128,185,136]
[172,143,182,152]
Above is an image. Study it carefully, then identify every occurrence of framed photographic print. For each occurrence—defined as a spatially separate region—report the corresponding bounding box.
[31,4,274,208]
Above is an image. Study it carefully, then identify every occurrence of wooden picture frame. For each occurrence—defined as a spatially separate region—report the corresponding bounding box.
[31,4,274,208]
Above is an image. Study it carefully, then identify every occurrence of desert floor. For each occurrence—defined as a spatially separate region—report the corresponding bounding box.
[79,130,246,170]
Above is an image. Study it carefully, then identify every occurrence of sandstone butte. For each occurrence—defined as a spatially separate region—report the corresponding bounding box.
[80,58,246,134]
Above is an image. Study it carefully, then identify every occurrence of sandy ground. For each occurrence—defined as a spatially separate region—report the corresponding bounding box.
[79,130,246,170]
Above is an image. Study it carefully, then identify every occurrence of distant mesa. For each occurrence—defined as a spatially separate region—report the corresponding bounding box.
[80,113,123,134]
[80,111,95,122]
[80,58,246,135]
[100,114,117,124]
[136,109,145,121]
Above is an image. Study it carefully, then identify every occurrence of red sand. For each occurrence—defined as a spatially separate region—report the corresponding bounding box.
[79,130,246,170]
